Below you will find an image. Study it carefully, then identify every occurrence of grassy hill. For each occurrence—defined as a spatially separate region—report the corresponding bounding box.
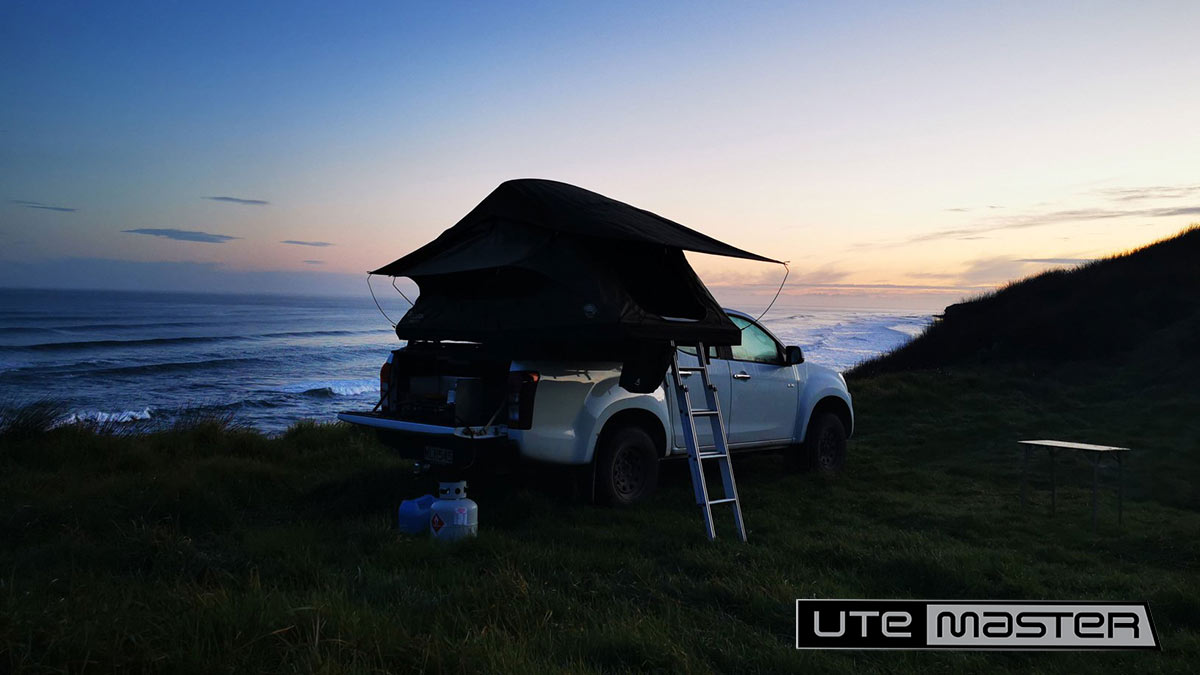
[852,226,1200,377]
[3,229,1199,672]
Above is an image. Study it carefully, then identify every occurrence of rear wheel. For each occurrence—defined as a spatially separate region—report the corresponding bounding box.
[786,412,847,474]
[595,426,659,506]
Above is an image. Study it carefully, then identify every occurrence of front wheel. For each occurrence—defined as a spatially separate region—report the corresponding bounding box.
[594,426,659,506]
[786,412,847,474]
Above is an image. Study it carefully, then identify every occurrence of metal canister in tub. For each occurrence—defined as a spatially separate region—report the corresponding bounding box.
[429,481,478,541]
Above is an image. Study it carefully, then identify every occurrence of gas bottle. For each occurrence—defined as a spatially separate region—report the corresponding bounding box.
[397,494,435,534]
[429,480,478,541]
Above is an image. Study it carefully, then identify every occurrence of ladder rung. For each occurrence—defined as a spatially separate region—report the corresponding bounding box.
[707,497,738,506]
[676,366,706,372]
[697,451,727,459]
[690,409,719,417]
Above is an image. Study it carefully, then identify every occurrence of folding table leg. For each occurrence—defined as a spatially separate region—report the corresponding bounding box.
[1021,445,1031,507]
[1049,448,1056,516]
[1118,453,1124,527]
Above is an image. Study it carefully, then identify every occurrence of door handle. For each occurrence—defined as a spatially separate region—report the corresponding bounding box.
[733,372,751,380]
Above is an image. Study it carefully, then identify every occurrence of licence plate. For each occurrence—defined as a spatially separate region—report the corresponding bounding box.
[424,446,455,465]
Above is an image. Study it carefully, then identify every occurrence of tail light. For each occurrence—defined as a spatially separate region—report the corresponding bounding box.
[379,357,393,412]
[506,370,540,429]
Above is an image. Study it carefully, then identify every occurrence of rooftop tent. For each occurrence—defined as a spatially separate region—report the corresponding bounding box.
[370,179,782,391]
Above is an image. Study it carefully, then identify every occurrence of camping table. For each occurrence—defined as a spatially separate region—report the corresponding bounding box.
[1019,440,1130,531]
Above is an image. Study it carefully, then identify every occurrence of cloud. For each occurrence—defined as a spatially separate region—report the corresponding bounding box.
[944,206,1002,212]
[281,240,334,247]
[302,259,325,265]
[905,204,1200,244]
[785,281,988,291]
[122,228,240,243]
[204,196,269,205]
[1018,257,1092,265]
[956,257,1039,286]
[947,256,1094,286]
[10,199,76,212]
[1153,206,1200,217]
[700,262,846,289]
[1097,185,1200,201]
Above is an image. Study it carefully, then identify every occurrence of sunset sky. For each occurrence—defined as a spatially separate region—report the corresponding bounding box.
[2,1,1198,309]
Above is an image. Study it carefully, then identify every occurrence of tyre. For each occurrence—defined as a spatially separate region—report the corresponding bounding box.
[787,412,847,474]
[594,426,660,506]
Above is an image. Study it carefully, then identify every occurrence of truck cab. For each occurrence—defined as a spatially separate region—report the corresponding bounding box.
[339,309,853,505]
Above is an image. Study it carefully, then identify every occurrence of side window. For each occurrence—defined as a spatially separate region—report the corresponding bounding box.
[678,345,720,360]
[729,316,783,365]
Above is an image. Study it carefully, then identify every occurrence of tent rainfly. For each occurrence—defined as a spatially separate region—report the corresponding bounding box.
[370,179,783,392]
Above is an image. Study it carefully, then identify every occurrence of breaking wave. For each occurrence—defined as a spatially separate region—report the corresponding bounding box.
[277,379,377,397]
[58,408,153,425]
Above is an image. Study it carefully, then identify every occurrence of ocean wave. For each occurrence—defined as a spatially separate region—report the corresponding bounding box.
[58,407,153,426]
[2,329,394,352]
[277,379,377,397]
[86,357,264,377]
[2,335,238,352]
[0,326,62,335]
[41,320,212,331]
[260,329,386,339]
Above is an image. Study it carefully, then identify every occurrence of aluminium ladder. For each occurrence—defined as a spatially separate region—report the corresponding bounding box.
[668,341,748,542]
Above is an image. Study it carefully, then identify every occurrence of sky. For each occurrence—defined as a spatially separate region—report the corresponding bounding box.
[2,0,1198,310]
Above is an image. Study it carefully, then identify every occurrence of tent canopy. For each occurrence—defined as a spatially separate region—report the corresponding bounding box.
[372,178,780,278]
[371,180,781,379]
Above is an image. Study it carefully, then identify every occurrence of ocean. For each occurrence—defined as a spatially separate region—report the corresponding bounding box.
[0,289,934,434]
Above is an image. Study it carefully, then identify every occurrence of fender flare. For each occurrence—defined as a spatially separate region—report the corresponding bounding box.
[581,390,671,463]
[795,387,854,442]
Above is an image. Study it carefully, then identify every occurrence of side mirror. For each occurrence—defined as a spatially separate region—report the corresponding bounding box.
[785,345,805,365]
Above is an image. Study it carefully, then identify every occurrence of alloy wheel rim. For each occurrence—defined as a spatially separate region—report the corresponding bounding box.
[818,429,838,469]
[613,446,644,496]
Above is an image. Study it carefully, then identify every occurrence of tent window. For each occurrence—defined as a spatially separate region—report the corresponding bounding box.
[423,267,546,299]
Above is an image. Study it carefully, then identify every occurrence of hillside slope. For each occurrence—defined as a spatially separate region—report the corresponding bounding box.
[852,226,1200,377]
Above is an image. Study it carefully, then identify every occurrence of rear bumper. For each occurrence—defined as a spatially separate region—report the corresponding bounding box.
[337,411,517,469]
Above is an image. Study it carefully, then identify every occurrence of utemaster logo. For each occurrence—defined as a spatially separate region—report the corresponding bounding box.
[795,600,1160,650]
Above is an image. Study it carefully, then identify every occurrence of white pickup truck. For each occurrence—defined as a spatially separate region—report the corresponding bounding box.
[339,309,853,504]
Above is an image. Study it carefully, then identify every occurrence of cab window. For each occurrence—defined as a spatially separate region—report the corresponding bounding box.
[729,315,783,364]
[678,344,720,359]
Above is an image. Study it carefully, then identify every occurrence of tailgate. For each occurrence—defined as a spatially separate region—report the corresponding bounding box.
[337,411,512,468]
[337,411,506,439]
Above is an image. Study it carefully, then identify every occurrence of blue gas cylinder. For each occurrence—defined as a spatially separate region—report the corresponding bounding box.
[397,494,436,534]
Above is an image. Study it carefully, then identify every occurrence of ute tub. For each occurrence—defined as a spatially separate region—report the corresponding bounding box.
[337,411,516,469]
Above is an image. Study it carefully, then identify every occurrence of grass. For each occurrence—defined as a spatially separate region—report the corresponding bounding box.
[2,359,1198,673]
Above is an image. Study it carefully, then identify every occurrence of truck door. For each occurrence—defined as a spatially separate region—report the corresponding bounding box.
[725,315,801,445]
[669,344,732,453]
